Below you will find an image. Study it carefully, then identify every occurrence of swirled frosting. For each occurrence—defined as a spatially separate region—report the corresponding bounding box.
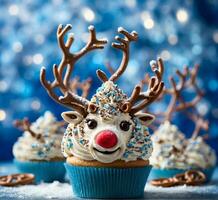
[150,121,217,169]
[62,81,153,163]
[185,136,216,168]
[13,111,65,161]
[150,121,187,169]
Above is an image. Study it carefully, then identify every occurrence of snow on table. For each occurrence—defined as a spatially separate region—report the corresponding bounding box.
[0,163,217,200]
[0,181,217,200]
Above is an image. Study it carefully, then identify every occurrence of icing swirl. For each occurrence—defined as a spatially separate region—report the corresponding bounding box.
[185,136,216,169]
[150,121,216,169]
[150,121,187,169]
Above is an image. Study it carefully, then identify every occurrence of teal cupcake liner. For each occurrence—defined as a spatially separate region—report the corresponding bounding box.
[148,167,216,182]
[14,159,66,183]
[65,163,151,199]
[201,167,216,182]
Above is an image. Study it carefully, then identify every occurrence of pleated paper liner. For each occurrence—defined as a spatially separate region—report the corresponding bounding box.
[14,159,66,183]
[65,162,152,199]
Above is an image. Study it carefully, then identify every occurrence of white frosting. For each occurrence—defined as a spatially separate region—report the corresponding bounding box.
[62,81,153,163]
[150,121,217,169]
[13,111,65,161]
[185,136,216,168]
[150,121,187,169]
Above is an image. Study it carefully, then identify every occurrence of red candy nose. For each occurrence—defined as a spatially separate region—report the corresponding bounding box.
[95,130,118,149]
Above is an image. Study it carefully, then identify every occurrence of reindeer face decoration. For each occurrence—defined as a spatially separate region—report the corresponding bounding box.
[40,25,164,163]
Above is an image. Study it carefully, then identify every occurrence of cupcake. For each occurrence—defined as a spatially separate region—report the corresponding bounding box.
[149,64,216,182]
[13,111,66,183]
[149,125,217,181]
[184,136,216,181]
[40,24,164,198]
[149,121,187,179]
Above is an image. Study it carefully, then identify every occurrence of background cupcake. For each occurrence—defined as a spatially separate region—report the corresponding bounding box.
[149,121,187,177]
[184,136,216,180]
[148,65,216,182]
[13,111,66,183]
[40,24,164,198]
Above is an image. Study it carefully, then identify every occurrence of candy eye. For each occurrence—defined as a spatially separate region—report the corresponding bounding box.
[86,119,97,129]
[120,121,131,131]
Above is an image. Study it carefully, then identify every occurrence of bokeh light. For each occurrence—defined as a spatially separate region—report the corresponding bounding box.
[0,0,218,160]
[176,9,189,23]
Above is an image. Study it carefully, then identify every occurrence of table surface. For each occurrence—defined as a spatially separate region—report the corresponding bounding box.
[0,162,217,200]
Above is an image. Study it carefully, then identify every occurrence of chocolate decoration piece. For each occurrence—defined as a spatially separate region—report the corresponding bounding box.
[0,173,35,187]
[150,177,177,187]
[153,64,208,137]
[174,173,187,185]
[69,77,92,98]
[40,25,165,116]
[184,170,206,186]
[150,170,206,187]
[104,39,164,114]
[109,27,138,82]
[40,24,107,117]
[13,118,44,142]
[128,58,164,114]
[96,69,108,82]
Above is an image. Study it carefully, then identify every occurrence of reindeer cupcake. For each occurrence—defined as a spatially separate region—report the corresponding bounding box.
[13,111,66,182]
[40,24,164,198]
[149,65,216,182]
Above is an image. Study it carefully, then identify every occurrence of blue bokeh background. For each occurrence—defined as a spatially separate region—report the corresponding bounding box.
[0,0,218,162]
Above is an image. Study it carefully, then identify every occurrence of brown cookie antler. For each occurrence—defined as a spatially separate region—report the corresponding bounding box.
[96,27,138,83]
[163,67,189,121]
[13,118,44,141]
[163,65,204,121]
[120,58,164,113]
[156,64,208,137]
[40,24,107,116]
[70,77,92,98]
[184,111,209,139]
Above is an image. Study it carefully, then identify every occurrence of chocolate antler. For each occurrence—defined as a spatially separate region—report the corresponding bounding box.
[40,24,107,116]
[184,111,209,139]
[97,27,138,82]
[105,61,115,75]
[164,65,203,120]
[102,32,164,114]
[175,65,204,112]
[13,118,43,141]
[163,67,189,121]
[70,77,92,98]
[120,58,164,113]
[161,64,208,137]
